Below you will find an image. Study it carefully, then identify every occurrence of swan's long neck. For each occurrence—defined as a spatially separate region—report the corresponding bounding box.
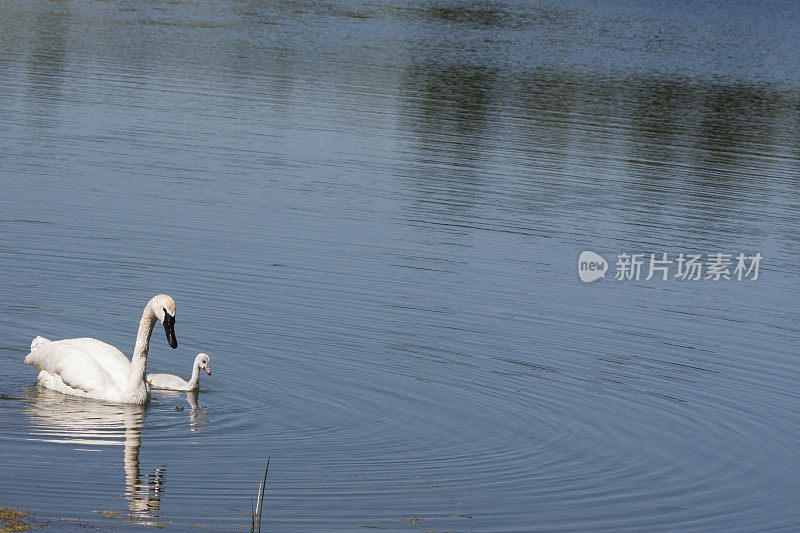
[188,363,201,388]
[127,306,157,390]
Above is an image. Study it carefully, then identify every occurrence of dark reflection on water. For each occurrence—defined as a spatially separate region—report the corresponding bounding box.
[401,62,800,250]
[1,0,799,531]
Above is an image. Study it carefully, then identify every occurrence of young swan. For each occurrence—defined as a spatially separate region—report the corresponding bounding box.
[147,353,211,392]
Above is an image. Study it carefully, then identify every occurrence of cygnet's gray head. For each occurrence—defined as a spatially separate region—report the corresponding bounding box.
[196,353,211,375]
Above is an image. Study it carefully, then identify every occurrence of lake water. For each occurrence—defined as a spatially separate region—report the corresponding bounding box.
[1,0,799,531]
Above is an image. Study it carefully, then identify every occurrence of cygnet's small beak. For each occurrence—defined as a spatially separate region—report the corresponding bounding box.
[204,365,211,375]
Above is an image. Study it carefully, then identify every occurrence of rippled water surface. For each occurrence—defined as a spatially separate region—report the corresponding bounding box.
[1,0,799,531]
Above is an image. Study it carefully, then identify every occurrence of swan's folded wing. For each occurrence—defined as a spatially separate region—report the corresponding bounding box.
[58,338,131,386]
[25,342,116,396]
[146,373,189,390]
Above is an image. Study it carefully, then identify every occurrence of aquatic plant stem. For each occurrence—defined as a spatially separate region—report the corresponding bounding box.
[254,454,270,533]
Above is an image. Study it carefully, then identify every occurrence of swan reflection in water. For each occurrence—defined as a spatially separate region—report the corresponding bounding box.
[22,386,167,524]
[160,389,210,432]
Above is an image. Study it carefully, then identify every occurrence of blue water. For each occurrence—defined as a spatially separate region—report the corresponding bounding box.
[1,0,799,530]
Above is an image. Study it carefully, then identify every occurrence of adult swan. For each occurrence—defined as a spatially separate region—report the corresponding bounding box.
[24,294,179,405]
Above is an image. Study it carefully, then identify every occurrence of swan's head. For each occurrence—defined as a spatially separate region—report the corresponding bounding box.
[149,294,178,349]
[196,353,211,375]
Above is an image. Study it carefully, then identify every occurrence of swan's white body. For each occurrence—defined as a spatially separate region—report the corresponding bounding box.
[148,353,211,392]
[25,337,146,403]
[24,294,178,405]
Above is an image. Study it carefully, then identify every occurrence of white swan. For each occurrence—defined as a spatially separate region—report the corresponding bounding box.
[24,294,179,404]
[147,353,211,392]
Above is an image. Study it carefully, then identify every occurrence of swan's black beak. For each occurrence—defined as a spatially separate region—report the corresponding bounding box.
[163,312,178,349]
[204,365,211,376]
